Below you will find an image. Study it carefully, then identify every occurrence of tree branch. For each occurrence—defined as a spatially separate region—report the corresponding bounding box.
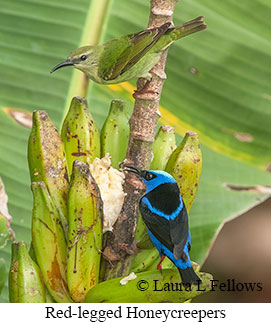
[102,0,179,280]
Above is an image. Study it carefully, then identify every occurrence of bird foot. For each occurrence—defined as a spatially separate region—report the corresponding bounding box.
[133,88,156,98]
[133,79,157,99]
[156,255,165,271]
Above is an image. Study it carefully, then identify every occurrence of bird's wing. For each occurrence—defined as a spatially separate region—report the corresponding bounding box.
[139,200,173,253]
[98,22,171,81]
[169,204,189,260]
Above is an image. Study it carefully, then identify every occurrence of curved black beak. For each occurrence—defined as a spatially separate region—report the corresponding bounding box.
[123,165,142,176]
[50,59,74,73]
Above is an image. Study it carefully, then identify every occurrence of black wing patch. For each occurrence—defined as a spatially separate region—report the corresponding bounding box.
[139,198,189,261]
[139,201,173,252]
[169,203,189,260]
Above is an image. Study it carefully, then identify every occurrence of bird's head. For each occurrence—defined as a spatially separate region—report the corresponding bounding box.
[50,46,96,74]
[124,165,176,193]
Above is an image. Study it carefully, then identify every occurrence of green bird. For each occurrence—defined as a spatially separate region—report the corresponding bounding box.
[51,16,206,84]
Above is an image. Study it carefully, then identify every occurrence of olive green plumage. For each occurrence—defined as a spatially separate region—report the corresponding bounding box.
[51,16,206,83]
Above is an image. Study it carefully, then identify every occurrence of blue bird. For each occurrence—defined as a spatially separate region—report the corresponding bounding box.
[125,165,201,285]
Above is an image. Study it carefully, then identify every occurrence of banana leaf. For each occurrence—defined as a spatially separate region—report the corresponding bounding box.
[0,258,7,297]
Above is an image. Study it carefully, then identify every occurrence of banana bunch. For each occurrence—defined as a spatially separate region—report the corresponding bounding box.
[11,96,122,303]
[8,94,209,303]
[132,130,202,273]
[9,241,46,302]
[100,99,129,169]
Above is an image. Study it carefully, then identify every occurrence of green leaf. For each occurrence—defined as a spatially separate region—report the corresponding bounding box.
[0,0,270,302]
[0,216,10,248]
[0,258,7,297]
[0,177,14,248]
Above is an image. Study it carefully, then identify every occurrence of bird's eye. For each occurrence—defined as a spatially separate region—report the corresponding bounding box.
[145,172,155,181]
[80,55,87,61]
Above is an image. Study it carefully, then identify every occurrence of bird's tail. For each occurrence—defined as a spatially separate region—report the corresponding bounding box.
[169,16,207,41]
[178,266,202,285]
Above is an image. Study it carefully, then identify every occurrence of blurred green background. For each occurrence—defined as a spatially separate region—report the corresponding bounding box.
[0,0,270,302]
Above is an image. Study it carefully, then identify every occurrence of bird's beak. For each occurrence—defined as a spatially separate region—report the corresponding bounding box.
[50,59,74,73]
[123,165,142,176]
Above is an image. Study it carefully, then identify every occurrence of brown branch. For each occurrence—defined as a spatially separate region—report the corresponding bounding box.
[102,0,179,280]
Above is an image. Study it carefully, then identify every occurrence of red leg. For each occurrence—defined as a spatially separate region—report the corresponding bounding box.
[157,255,165,270]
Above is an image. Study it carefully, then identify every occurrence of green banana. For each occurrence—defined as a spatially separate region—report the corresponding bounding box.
[31,181,72,303]
[67,160,103,302]
[28,240,56,303]
[100,99,129,169]
[166,131,202,213]
[45,288,56,303]
[85,268,212,303]
[150,125,176,170]
[61,96,101,177]
[28,240,37,263]
[9,241,46,303]
[8,246,18,302]
[130,236,155,276]
[135,217,154,250]
[134,213,155,256]
[130,248,159,273]
[28,110,69,231]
